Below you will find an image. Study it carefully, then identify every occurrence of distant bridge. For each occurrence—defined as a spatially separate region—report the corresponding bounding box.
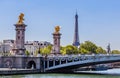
[44,54,120,72]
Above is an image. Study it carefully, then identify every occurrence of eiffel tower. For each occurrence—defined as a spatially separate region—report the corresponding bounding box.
[72,13,80,47]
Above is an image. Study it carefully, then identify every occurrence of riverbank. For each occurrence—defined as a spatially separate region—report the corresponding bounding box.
[0,68,41,75]
[0,68,120,76]
[75,68,120,75]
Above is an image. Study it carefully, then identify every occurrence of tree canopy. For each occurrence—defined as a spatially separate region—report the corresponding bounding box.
[96,47,106,54]
[34,41,120,55]
[40,45,52,55]
[80,41,97,54]
[61,41,108,55]
[111,50,120,54]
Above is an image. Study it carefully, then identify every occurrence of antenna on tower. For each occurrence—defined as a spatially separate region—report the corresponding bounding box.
[76,9,77,14]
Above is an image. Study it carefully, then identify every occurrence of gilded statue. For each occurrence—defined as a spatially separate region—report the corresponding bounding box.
[17,13,24,24]
[55,26,60,33]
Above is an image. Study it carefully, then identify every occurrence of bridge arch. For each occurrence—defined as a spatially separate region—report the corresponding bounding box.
[4,59,13,68]
[27,60,36,69]
[45,55,120,72]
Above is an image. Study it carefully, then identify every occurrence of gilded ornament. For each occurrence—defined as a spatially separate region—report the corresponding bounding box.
[17,13,24,24]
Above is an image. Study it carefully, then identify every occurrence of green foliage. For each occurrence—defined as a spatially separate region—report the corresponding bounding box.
[60,45,78,55]
[111,50,120,54]
[80,41,97,54]
[66,45,78,54]
[40,45,52,55]
[25,50,30,56]
[60,41,107,55]
[60,46,66,55]
[33,40,120,55]
[79,48,89,54]
[96,47,107,54]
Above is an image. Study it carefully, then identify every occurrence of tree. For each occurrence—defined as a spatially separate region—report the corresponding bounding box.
[25,50,30,56]
[80,41,97,54]
[65,45,78,55]
[96,47,107,54]
[111,50,120,54]
[40,45,52,55]
[60,46,66,55]
[79,48,89,54]
[60,45,79,55]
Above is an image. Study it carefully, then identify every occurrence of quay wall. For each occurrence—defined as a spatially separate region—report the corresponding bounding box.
[0,69,41,75]
[0,56,42,69]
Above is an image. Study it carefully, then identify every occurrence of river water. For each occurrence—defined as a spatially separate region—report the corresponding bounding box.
[0,68,120,78]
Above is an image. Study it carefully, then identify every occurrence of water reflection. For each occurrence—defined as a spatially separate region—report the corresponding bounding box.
[0,74,120,78]
[0,69,120,78]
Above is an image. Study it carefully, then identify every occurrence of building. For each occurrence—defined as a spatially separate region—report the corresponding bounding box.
[25,41,52,55]
[0,39,14,55]
[0,40,52,56]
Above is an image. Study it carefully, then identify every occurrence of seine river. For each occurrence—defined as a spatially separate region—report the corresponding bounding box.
[1,68,120,78]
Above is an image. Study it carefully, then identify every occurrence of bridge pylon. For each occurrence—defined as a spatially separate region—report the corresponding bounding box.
[51,26,61,55]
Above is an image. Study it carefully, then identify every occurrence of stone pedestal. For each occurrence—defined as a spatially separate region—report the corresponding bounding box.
[52,33,61,55]
[12,24,27,55]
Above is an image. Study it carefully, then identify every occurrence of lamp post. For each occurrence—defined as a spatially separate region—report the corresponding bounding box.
[38,43,40,54]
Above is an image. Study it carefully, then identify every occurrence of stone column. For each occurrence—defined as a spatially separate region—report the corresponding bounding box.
[12,24,27,55]
[51,26,61,55]
[52,32,61,55]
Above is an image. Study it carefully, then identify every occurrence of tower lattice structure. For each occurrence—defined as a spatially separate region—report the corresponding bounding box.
[72,13,80,47]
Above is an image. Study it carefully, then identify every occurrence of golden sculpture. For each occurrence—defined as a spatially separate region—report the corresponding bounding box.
[55,26,60,33]
[17,13,24,24]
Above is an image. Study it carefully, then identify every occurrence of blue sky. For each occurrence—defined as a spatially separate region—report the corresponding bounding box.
[0,0,120,50]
